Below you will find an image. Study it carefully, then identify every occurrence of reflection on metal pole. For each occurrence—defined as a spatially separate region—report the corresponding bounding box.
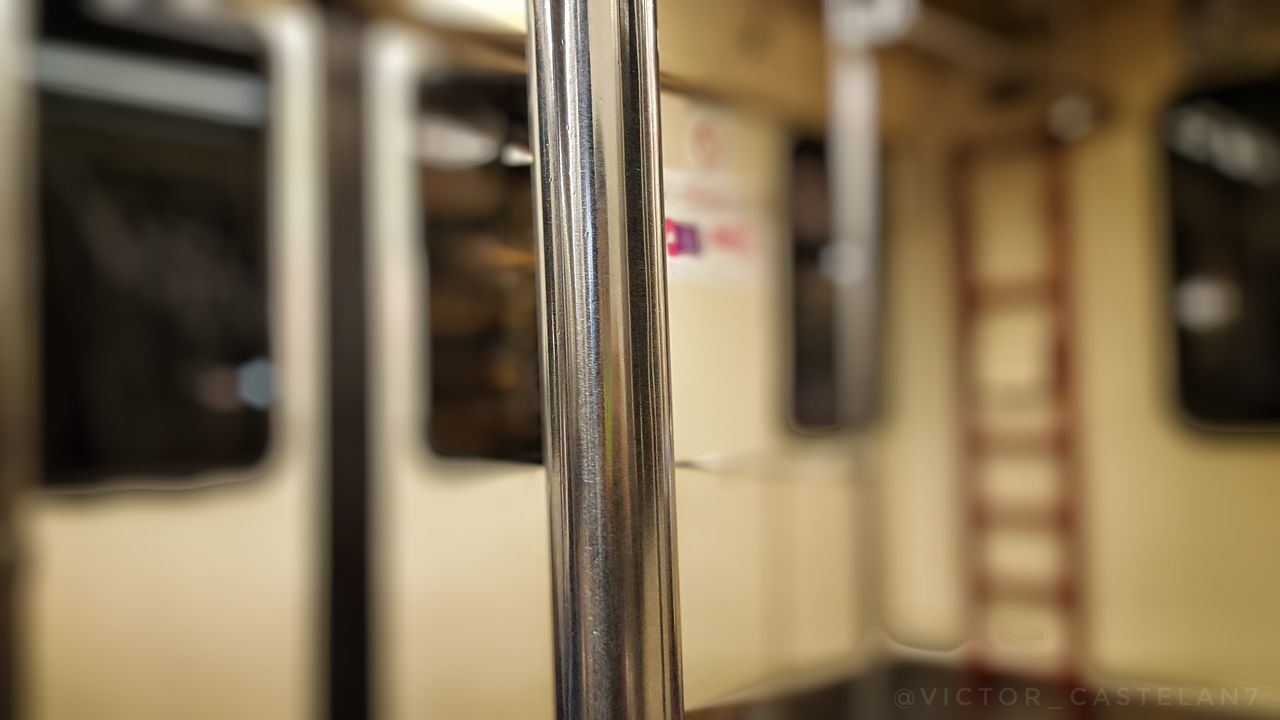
[525,0,683,718]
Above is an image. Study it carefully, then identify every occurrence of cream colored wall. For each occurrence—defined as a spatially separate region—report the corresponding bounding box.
[660,92,866,694]
[18,8,324,720]
[879,0,1280,705]
[878,58,974,653]
[1075,0,1280,702]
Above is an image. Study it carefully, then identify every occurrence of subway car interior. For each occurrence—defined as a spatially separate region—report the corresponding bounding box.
[2,0,1280,718]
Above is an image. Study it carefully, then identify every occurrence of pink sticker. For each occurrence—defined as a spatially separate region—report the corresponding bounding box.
[665,218,701,256]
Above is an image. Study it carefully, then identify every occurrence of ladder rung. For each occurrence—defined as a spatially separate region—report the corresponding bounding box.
[977,575,1076,604]
[974,503,1071,530]
[972,429,1064,455]
[967,277,1055,307]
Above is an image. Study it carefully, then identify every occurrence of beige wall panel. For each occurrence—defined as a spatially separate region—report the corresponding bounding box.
[1076,0,1280,702]
[768,447,863,672]
[25,10,323,719]
[880,126,966,651]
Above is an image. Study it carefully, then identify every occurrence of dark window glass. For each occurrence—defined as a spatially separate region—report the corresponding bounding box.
[419,77,543,463]
[41,1,259,69]
[790,139,842,432]
[39,76,270,486]
[1165,77,1280,426]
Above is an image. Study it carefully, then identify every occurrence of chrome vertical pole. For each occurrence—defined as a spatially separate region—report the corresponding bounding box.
[830,50,883,426]
[525,0,683,719]
[824,0,916,424]
[823,6,915,720]
[0,0,30,716]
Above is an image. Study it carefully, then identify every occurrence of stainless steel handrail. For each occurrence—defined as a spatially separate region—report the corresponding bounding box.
[525,0,684,719]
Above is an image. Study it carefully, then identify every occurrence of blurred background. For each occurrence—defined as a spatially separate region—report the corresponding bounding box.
[2,0,1280,718]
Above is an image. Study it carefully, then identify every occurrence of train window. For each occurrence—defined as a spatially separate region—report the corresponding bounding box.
[790,139,843,432]
[41,1,261,69]
[79,0,260,55]
[418,77,544,463]
[37,42,271,487]
[1165,77,1280,427]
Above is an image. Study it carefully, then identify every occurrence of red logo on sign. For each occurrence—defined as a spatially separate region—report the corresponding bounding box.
[665,218,701,256]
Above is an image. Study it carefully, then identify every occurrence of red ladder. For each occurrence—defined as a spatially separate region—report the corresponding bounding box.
[950,137,1085,697]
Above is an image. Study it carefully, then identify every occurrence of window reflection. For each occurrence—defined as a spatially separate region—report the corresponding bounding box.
[420,78,543,463]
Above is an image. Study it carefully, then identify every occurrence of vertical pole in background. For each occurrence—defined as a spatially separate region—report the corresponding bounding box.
[525,0,684,718]
[828,37,889,720]
[324,8,372,720]
[825,0,916,426]
[823,3,916,719]
[831,50,883,427]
